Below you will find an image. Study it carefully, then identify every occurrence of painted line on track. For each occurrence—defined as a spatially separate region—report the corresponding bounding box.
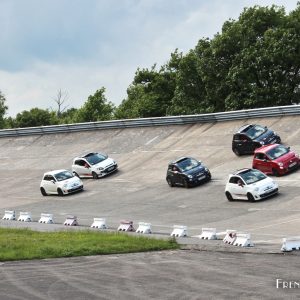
[140,149,186,153]
[248,208,300,212]
[247,218,300,231]
[145,135,159,145]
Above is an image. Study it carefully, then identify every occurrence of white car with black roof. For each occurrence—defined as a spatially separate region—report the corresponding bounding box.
[225,168,278,202]
[72,152,118,179]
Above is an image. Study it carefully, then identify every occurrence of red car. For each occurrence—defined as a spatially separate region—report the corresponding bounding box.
[252,144,299,176]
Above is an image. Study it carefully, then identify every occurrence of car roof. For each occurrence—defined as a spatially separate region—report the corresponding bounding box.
[254,144,279,154]
[43,169,69,176]
[170,157,191,164]
[231,168,252,176]
[236,124,253,134]
[75,152,106,159]
[80,152,97,158]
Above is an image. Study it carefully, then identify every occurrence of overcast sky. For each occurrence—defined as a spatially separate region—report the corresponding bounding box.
[0,0,298,116]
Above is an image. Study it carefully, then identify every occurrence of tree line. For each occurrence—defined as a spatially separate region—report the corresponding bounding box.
[1,4,300,128]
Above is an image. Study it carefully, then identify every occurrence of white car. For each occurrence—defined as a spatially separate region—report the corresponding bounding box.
[225,168,278,202]
[72,152,118,179]
[40,169,83,196]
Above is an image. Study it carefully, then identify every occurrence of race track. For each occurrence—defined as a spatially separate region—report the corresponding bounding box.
[1,115,300,299]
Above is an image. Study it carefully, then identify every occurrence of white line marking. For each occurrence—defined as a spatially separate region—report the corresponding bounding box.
[140,149,185,153]
[102,178,136,183]
[145,135,159,145]
[248,208,300,212]
[247,218,300,231]
[254,240,282,243]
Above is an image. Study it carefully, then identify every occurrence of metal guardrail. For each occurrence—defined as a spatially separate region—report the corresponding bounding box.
[0,105,299,138]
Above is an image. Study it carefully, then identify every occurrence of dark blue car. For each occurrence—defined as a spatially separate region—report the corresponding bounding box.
[232,124,281,156]
[166,157,211,188]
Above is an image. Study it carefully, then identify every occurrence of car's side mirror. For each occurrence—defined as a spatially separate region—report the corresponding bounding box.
[51,180,55,184]
[263,159,268,162]
[287,146,290,150]
[238,182,244,187]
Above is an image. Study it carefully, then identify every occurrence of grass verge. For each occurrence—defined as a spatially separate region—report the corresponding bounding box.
[0,228,179,261]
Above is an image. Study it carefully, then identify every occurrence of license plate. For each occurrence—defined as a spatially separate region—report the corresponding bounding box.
[198,176,205,181]
[289,162,297,168]
[107,167,114,171]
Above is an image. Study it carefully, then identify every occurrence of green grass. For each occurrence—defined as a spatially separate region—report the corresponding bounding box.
[0,228,179,261]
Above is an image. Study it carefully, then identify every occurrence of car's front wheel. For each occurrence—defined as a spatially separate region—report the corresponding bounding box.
[225,191,234,201]
[92,172,98,179]
[183,179,189,188]
[272,168,279,177]
[166,177,174,187]
[233,148,240,156]
[247,193,255,202]
[40,187,47,196]
[57,188,64,196]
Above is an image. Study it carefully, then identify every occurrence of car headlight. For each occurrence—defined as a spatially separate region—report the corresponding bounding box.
[254,187,259,192]
[277,162,283,167]
[188,175,193,179]
[205,167,209,172]
[63,183,68,188]
[98,167,104,171]
[259,141,264,145]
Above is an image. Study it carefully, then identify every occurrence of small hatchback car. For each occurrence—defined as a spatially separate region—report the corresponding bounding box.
[40,169,83,196]
[225,168,278,202]
[166,157,211,188]
[72,152,118,179]
[252,144,299,176]
[232,124,281,155]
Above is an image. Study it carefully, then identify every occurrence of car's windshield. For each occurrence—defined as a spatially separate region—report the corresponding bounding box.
[86,153,107,165]
[267,145,289,160]
[177,158,200,172]
[239,169,266,185]
[244,125,267,140]
[54,171,74,182]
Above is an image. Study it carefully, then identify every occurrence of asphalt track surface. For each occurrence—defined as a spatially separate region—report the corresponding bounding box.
[1,116,300,299]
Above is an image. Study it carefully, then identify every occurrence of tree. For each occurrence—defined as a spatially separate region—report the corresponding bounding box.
[168,44,209,115]
[115,50,182,119]
[114,85,144,119]
[13,108,57,128]
[221,5,288,110]
[0,91,8,129]
[74,87,115,122]
[52,89,69,118]
[59,107,78,124]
